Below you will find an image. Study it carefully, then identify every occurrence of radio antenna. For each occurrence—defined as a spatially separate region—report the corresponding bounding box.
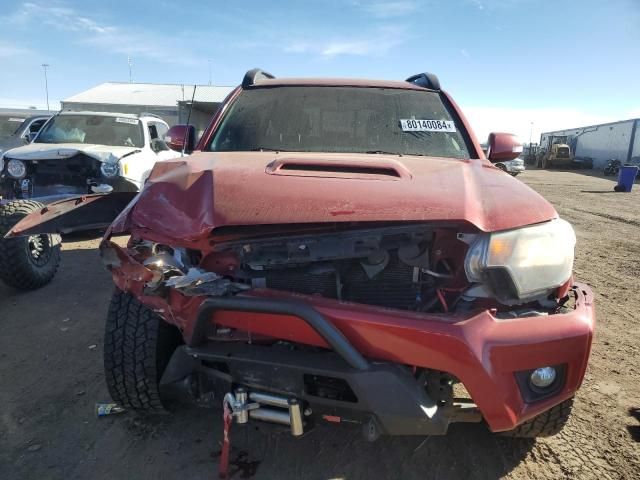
[182,85,197,157]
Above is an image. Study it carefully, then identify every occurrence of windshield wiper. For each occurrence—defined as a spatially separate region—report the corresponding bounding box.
[249,147,288,152]
[365,150,403,156]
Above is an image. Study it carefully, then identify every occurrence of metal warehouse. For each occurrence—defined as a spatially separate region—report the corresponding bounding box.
[61,82,234,133]
[541,118,640,169]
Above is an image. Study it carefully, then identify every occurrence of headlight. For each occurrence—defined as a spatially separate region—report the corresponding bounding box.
[465,219,575,303]
[7,159,27,178]
[100,161,119,178]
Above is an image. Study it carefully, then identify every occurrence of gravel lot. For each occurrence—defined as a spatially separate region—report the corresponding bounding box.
[1,169,639,480]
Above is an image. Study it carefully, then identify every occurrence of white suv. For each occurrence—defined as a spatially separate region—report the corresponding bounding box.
[0,111,180,200]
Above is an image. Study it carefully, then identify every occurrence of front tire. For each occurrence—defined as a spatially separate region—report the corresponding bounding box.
[104,290,182,412]
[500,397,574,438]
[0,200,61,290]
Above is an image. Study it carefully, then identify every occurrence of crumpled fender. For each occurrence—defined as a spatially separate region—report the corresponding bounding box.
[5,192,138,237]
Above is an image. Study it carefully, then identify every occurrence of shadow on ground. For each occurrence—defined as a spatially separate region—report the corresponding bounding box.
[87,408,536,480]
[628,408,640,443]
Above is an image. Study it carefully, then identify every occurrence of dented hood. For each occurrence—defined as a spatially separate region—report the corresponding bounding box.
[3,142,139,163]
[105,151,557,243]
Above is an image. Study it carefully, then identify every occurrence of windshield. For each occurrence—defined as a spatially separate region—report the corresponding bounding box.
[36,114,144,147]
[0,115,26,137]
[209,86,470,159]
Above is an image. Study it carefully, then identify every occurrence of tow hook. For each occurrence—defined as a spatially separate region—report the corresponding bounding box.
[222,388,259,424]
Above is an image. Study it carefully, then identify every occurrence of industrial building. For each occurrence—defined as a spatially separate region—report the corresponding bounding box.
[61,82,234,134]
[541,118,640,169]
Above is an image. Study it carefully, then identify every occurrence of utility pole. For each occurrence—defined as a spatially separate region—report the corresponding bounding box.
[128,56,133,83]
[41,64,50,112]
[529,121,534,146]
[208,60,212,85]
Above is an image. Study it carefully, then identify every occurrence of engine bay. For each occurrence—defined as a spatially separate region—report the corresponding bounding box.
[208,224,467,312]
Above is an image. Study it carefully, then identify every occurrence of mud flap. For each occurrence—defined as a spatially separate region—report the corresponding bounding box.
[4,192,137,237]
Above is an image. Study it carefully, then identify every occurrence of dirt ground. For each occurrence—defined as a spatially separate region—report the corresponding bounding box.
[1,169,639,480]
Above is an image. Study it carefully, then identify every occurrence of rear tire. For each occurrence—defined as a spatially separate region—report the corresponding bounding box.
[0,200,61,290]
[500,397,574,438]
[103,290,182,412]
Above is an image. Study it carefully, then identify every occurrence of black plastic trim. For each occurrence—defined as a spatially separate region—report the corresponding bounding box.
[242,68,276,88]
[405,72,441,91]
[161,342,449,436]
[514,364,567,403]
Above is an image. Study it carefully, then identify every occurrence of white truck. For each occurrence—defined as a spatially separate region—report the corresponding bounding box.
[0,111,181,290]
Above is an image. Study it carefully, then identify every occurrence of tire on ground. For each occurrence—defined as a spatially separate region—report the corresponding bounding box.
[500,397,574,438]
[104,289,183,412]
[0,200,61,290]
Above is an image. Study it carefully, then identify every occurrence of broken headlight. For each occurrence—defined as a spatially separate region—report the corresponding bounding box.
[100,161,119,178]
[464,219,575,304]
[7,159,26,178]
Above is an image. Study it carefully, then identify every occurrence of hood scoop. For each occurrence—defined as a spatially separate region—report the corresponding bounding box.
[265,157,411,180]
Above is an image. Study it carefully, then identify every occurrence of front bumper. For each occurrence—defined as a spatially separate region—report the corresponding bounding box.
[103,241,594,435]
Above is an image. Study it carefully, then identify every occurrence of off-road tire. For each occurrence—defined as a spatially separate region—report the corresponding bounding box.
[0,200,61,290]
[500,397,574,438]
[104,290,182,413]
[495,163,507,172]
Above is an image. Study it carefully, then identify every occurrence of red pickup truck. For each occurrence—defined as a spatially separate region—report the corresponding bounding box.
[11,69,594,440]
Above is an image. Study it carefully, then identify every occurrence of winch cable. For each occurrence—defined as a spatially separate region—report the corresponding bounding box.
[219,399,233,479]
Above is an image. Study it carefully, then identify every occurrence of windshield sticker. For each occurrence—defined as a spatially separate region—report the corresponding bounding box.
[400,119,456,132]
[9,118,26,122]
[115,117,138,125]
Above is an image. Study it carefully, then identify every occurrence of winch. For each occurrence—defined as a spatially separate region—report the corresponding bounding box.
[222,388,305,436]
[219,388,305,478]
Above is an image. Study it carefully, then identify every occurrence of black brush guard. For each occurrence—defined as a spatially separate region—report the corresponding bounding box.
[160,296,456,436]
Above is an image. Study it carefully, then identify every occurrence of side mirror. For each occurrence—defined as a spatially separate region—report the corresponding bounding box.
[164,125,195,153]
[486,132,523,162]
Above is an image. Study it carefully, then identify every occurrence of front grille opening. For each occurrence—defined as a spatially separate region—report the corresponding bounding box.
[304,374,358,403]
[280,163,401,177]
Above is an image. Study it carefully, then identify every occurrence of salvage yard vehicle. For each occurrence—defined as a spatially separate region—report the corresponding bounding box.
[10,69,595,441]
[1,111,176,200]
[0,113,51,156]
[0,111,178,290]
[495,157,525,176]
[537,135,578,169]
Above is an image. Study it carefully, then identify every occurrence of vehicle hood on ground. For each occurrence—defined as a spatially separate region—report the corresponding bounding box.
[3,143,140,163]
[107,151,557,243]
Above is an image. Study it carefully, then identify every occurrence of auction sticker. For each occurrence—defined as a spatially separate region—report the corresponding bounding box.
[115,117,138,124]
[400,119,456,132]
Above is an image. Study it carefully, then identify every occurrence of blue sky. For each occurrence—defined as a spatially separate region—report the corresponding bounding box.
[0,0,638,141]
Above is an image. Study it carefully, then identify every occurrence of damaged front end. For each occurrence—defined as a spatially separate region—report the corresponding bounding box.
[0,150,139,203]
[99,216,594,437]
[7,186,594,437]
